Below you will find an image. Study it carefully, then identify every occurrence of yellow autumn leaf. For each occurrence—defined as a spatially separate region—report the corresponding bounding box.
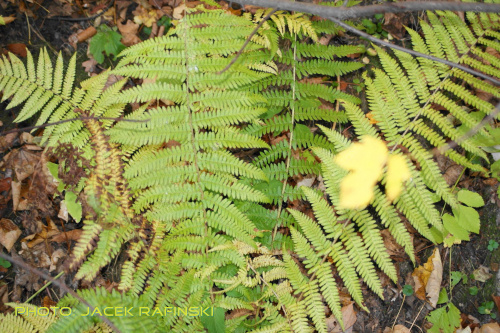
[386,154,411,201]
[335,136,388,209]
[335,136,387,171]
[365,111,379,124]
[335,136,411,209]
[133,7,159,27]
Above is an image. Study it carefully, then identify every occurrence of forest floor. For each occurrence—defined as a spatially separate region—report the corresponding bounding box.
[0,0,499,332]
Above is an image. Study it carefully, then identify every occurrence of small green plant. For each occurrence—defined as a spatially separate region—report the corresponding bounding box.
[450,271,468,288]
[89,25,125,64]
[143,16,171,36]
[402,284,414,296]
[478,301,497,319]
[360,14,388,38]
[469,286,478,296]
[47,162,82,222]
[487,239,499,251]
[351,78,365,93]
[426,302,461,333]
[0,257,11,268]
[440,189,484,247]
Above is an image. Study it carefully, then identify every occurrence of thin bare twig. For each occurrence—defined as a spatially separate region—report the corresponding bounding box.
[326,17,500,156]
[437,101,500,154]
[231,0,500,20]
[247,260,291,326]
[326,16,500,86]
[217,9,277,75]
[296,218,352,304]
[0,252,122,333]
[1,116,149,136]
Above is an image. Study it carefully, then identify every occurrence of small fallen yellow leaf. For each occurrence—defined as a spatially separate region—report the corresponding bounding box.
[133,7,159,27]
[335,136,411,209]
[386,154,411,201]
[365,111,379,124]
[335,136,387,209]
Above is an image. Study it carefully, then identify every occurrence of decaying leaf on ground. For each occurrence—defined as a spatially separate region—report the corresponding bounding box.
[0,218,21,252]
[412,248,442,308]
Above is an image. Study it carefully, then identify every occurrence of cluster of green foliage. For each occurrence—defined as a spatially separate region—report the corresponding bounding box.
[0,2,499,332]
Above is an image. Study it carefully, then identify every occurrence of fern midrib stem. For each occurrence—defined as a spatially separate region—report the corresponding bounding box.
[182,11,213,303]
[295,218,351,305]
[390,23,491,154]
[272,32,298,242]
[247,260,292,327]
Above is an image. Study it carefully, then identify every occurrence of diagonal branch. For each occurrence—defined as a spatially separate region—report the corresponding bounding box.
[232,0,500,19]
[218,9,278,75]
[326,16,500,86]
[437,101,500,154]
[0,116,149,136]
[324,16,500,156]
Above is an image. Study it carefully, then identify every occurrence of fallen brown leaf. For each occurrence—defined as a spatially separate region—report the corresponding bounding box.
[444,164,465,186]
[0,218,21,252]
[296,176,315,189]
[0,132,17,152]
[118,20,141,46]
[479,323,500,333]
[46,3,73,18]
[0,177,11,192]
[22,218,60,248]
[3,147,40,184]
[7,43,27,58]
[11,180,29,211]
[457,327,472,333]
[0,284,9,309]
[133,6,160,27]
[383,13,406,39]
[50,229,82,243]
[412,247,442,307]
[383,325,411,333]
[19,132,33,144]
[172,3,186,19]
[472,265,492,282]
[58,200,69,222]
[82,59,99,74]
[460,313,480,331]
[49,248,66,272]
[43,295,57,308]
[318,35,333,46]
[0,16,15,25]
[226,308,253,320]
[327,302,357,333]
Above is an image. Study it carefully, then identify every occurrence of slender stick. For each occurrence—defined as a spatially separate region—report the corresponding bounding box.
[437,101,500,154]
[231,0,500,20]
[326,16,500,86]
[391,294,406,330]
[0,252,122,333]
[1,116,149,136]
[25,271,65,304]
[217,9,278,75]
